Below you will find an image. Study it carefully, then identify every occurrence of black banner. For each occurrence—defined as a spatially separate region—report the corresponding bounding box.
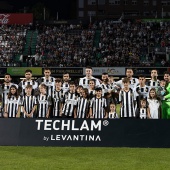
[0,119,170,147]
[43,68,83,76]
[0,68,7,76]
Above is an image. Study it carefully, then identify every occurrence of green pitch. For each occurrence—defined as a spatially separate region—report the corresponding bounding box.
[0,146,170,170]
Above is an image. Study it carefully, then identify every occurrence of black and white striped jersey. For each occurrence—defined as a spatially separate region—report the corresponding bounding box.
[139,108,147,119]
[62,91,78,117]
[18,80,38,96]
[90,97,107,119]
[22,95,37,118]
[100,83,112,96]
[36,77,55,97]
[108,112,119,119]
[135,85,150,99]
[76,97,90,118]
[88,89,95,99]
[5,95,21,118]
[79,76,101,88]
[52,89,64,117]
[62,82,69,94]
[37,94,51,118]
[146,80,160,89]
[1,83,18,108]
[119,89,136,118]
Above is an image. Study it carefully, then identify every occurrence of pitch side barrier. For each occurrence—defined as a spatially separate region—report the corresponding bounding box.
[1,119,170,147]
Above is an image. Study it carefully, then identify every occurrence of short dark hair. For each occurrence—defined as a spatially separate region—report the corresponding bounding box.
[55,78,62,82]
[69,81,75,85]
[44,68,51,71]
[86,66,92,70]
[95,87,102,91]
[138,74,145,78]
[25,69,32,74]
[164,71,170,75]
[4,73,11,77]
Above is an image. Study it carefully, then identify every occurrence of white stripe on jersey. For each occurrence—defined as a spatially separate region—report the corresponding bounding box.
[62,92,78,117]
[76,97,89,118]
[119,89,136,118]
[1,83,18,108]
[52,89,64,117]
[37,94,51,118]
[101,83,112,96]
[22,95,37,118]
[147,80,160,89]
[135,85,149,98]
[139,108,147,119]
[62,82,69,94]
[90,97,107,119]
[5,95,21,118]
[109,112,119,119]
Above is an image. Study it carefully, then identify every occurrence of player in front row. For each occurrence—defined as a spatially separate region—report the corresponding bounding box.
[119,77,136,118]
[21,85,37,118]
[36,84,51,118]
[89,87,108,119]
[4,85,21,118]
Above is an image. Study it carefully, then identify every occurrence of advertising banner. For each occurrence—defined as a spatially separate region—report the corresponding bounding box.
[7,67,42,76]
[46,68,83,76]
[129,67,168,76]
[0,13,33,25]
[0,119,165,147]
[84,67,125,76]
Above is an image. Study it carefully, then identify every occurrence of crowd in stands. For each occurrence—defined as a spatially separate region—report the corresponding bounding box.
[0,21,170,67]
[0,24,29,66]
[32,20,170,67]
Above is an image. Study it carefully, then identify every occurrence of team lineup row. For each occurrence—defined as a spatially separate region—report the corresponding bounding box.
[1,66,170,119]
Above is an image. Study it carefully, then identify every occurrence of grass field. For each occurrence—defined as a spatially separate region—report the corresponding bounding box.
[1,146,170,170]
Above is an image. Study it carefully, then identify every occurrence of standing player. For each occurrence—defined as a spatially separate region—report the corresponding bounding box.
[146,69,160,90]
[62,72,70,94]
[0,73,18,111]
[4,85,21,118]
[18,69,38,96]
[62,81,78,118]
[36,68,55,97]
[36,84,51,118]
[163,71,170,84]
[79,66,101,89]
[52,78,64,118]
[74,88,90,118]
[119,78,136,118]
[108,103,119,119]
[88,79,96,99]
[21,85,37,118]
[89,87,108,119]
[134,75,149,108]
[147,88,161,119]
[100,72,112,97]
